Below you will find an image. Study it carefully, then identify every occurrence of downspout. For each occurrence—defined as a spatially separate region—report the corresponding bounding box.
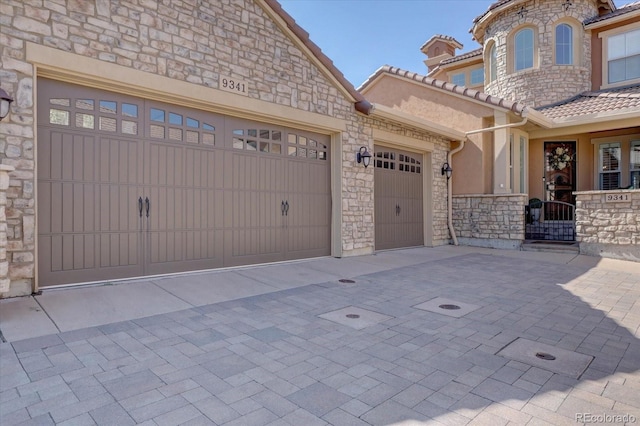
[447,140,465,245]
[447,114,529,246]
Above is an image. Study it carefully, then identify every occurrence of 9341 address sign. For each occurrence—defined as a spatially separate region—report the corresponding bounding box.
[219,75,248,96]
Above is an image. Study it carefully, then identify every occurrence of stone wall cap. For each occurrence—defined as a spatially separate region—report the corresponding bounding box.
[453,193,528,198]
[574,189,640,195]
[0,165,15,172]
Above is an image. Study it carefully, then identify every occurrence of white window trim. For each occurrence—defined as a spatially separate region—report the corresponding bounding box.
[599,22,640,89]
[507,25,539,74]
[592,134,640,189]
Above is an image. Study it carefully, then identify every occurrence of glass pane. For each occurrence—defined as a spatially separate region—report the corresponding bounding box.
[288,146,296,156]
[452,73,465,86]
[122,120,137,135]
[99,117,116,132]
[470,68,484,85]
[627,29,640,56]
[272,131,281,141]
[600,144,621,171]
[608,33,626,60]
[233,138,243,149]
[100,100,117,114]
[169,128,182,141]
[187,118,199,128]
[515,28,534,71]
[309,140,317,148]
[490,44,497,82]
[288,134,297,144]
[150,124,164,138]
[150,108,165,122]
[298,148,306,157]
[609,58,626,83]
[556,24,573,65]
[272,144,281,154]
[76,99,94,110]
[319,151,326,160]
[600,172,620,190]
[260,142,269,152]
[627,54,640,81]
[122,103,137,117]
[202,133,215,145]
[49,109,69,125]
[260,129,269,139]
[203,123,215,131]
[169,112,182,125]
[232,129,243,136]
[51,98,70,107]
[247,140,257,151]
[631,142,640,170]
[299,137,307,146]
[308,149,317,159]
[76,113,94,129]
[248,129,257,137]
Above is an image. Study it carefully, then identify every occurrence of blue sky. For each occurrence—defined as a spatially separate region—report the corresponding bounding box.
[278,0,492,88]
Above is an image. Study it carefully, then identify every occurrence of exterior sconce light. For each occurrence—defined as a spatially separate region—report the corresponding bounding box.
[563,0,573,11]
[357,146,372,168]
[0,88,13,121]
[441,162,453,180]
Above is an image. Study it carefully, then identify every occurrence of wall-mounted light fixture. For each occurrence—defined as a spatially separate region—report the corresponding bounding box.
[441,162,453,180]
[356,146,372,168]
[563,0,573,11]
[0,88,14,122]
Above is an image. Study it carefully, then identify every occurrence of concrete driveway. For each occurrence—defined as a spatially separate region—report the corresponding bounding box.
[1,246,639,425]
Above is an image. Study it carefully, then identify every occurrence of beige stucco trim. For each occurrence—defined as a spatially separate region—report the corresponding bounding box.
[26,43,347,134]
[585,10,640,30]
[371,129,436,152]
[371,104,465,141]
[529,113,640,139]
[331,132,343,258]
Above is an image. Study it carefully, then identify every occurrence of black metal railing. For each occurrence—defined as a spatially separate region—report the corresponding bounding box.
[525,201,575,241]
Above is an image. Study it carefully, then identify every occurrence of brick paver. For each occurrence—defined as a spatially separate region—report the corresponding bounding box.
[1,251,640,425]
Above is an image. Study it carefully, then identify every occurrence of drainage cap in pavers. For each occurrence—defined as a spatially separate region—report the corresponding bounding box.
[535,352,556,361]
[438,304,461,310]
[346,314,360,319]
[339,279,356,284]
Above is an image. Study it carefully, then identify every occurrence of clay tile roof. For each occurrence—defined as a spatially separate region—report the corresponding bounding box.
[585,0,640,25]
[420,34,464,51]
[535,84,640,120]
[473,0,616,25]
[440,48,483,66]
[359,65,527,115]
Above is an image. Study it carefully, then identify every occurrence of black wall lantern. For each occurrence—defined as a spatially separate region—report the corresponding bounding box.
[0,88,13,121]
[357,146,372,168]
[441,162,453,180]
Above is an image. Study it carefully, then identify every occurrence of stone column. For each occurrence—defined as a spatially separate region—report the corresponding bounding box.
[0,165,15,294]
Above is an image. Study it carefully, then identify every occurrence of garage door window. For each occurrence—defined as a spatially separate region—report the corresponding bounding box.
[398,154,421,173]
[374,152,395,170]
[288,133,326,160]
[233,128,282,154]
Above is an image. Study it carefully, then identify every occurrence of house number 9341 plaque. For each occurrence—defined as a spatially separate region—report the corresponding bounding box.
[219,75,249,96]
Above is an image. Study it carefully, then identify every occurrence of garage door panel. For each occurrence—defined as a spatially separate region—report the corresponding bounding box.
[375,147,424,251]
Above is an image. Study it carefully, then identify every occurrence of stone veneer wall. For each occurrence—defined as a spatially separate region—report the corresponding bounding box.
[452,194,527,249]
[0,1,450,296]
[575,190,640,262]
[483,0,596,107]
[0,165,14,294]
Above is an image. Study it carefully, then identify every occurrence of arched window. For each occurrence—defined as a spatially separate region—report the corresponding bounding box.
[556,23,573,65]
[488,42,497,83]
[514,28,534,71]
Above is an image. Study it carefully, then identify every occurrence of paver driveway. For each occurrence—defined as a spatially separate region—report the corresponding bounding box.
[1,247,639,425]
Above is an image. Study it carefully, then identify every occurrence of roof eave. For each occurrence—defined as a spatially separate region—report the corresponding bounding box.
[584,9,640,29]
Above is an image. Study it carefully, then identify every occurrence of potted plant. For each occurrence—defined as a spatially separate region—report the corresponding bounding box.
[529,198,542,222]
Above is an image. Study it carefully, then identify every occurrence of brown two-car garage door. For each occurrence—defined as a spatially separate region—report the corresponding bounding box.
[37,79,331,287]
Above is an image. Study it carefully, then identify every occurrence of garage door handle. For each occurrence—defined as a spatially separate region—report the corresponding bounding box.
[284,201,289,216]
[281,201,285,216]
[396,204,400,216]
[145,197,150,218]
[138,197,143,218]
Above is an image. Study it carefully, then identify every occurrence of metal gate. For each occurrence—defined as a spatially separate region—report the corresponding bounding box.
[525,201,576,241]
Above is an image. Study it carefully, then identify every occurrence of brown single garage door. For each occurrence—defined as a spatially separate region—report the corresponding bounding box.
[37,79,330,287]
[374,146,424,250]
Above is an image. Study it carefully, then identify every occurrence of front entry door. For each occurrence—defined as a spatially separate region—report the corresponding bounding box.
[544,142,576,205]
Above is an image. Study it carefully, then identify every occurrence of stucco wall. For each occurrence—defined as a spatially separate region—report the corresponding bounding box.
[483,0,597,107]
[452,194,527,249]
[362,76,495,195]
[575,190,640,262]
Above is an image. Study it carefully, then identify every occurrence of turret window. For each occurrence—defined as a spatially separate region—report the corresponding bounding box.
[488,43,497,83]
[514,28,534,71]
[555,24,573,65]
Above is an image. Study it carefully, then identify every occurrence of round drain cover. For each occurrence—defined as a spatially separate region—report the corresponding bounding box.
[439,304,461,310]
[346,314,360,319]
[339,279,355,284]
[535,352,556,361]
